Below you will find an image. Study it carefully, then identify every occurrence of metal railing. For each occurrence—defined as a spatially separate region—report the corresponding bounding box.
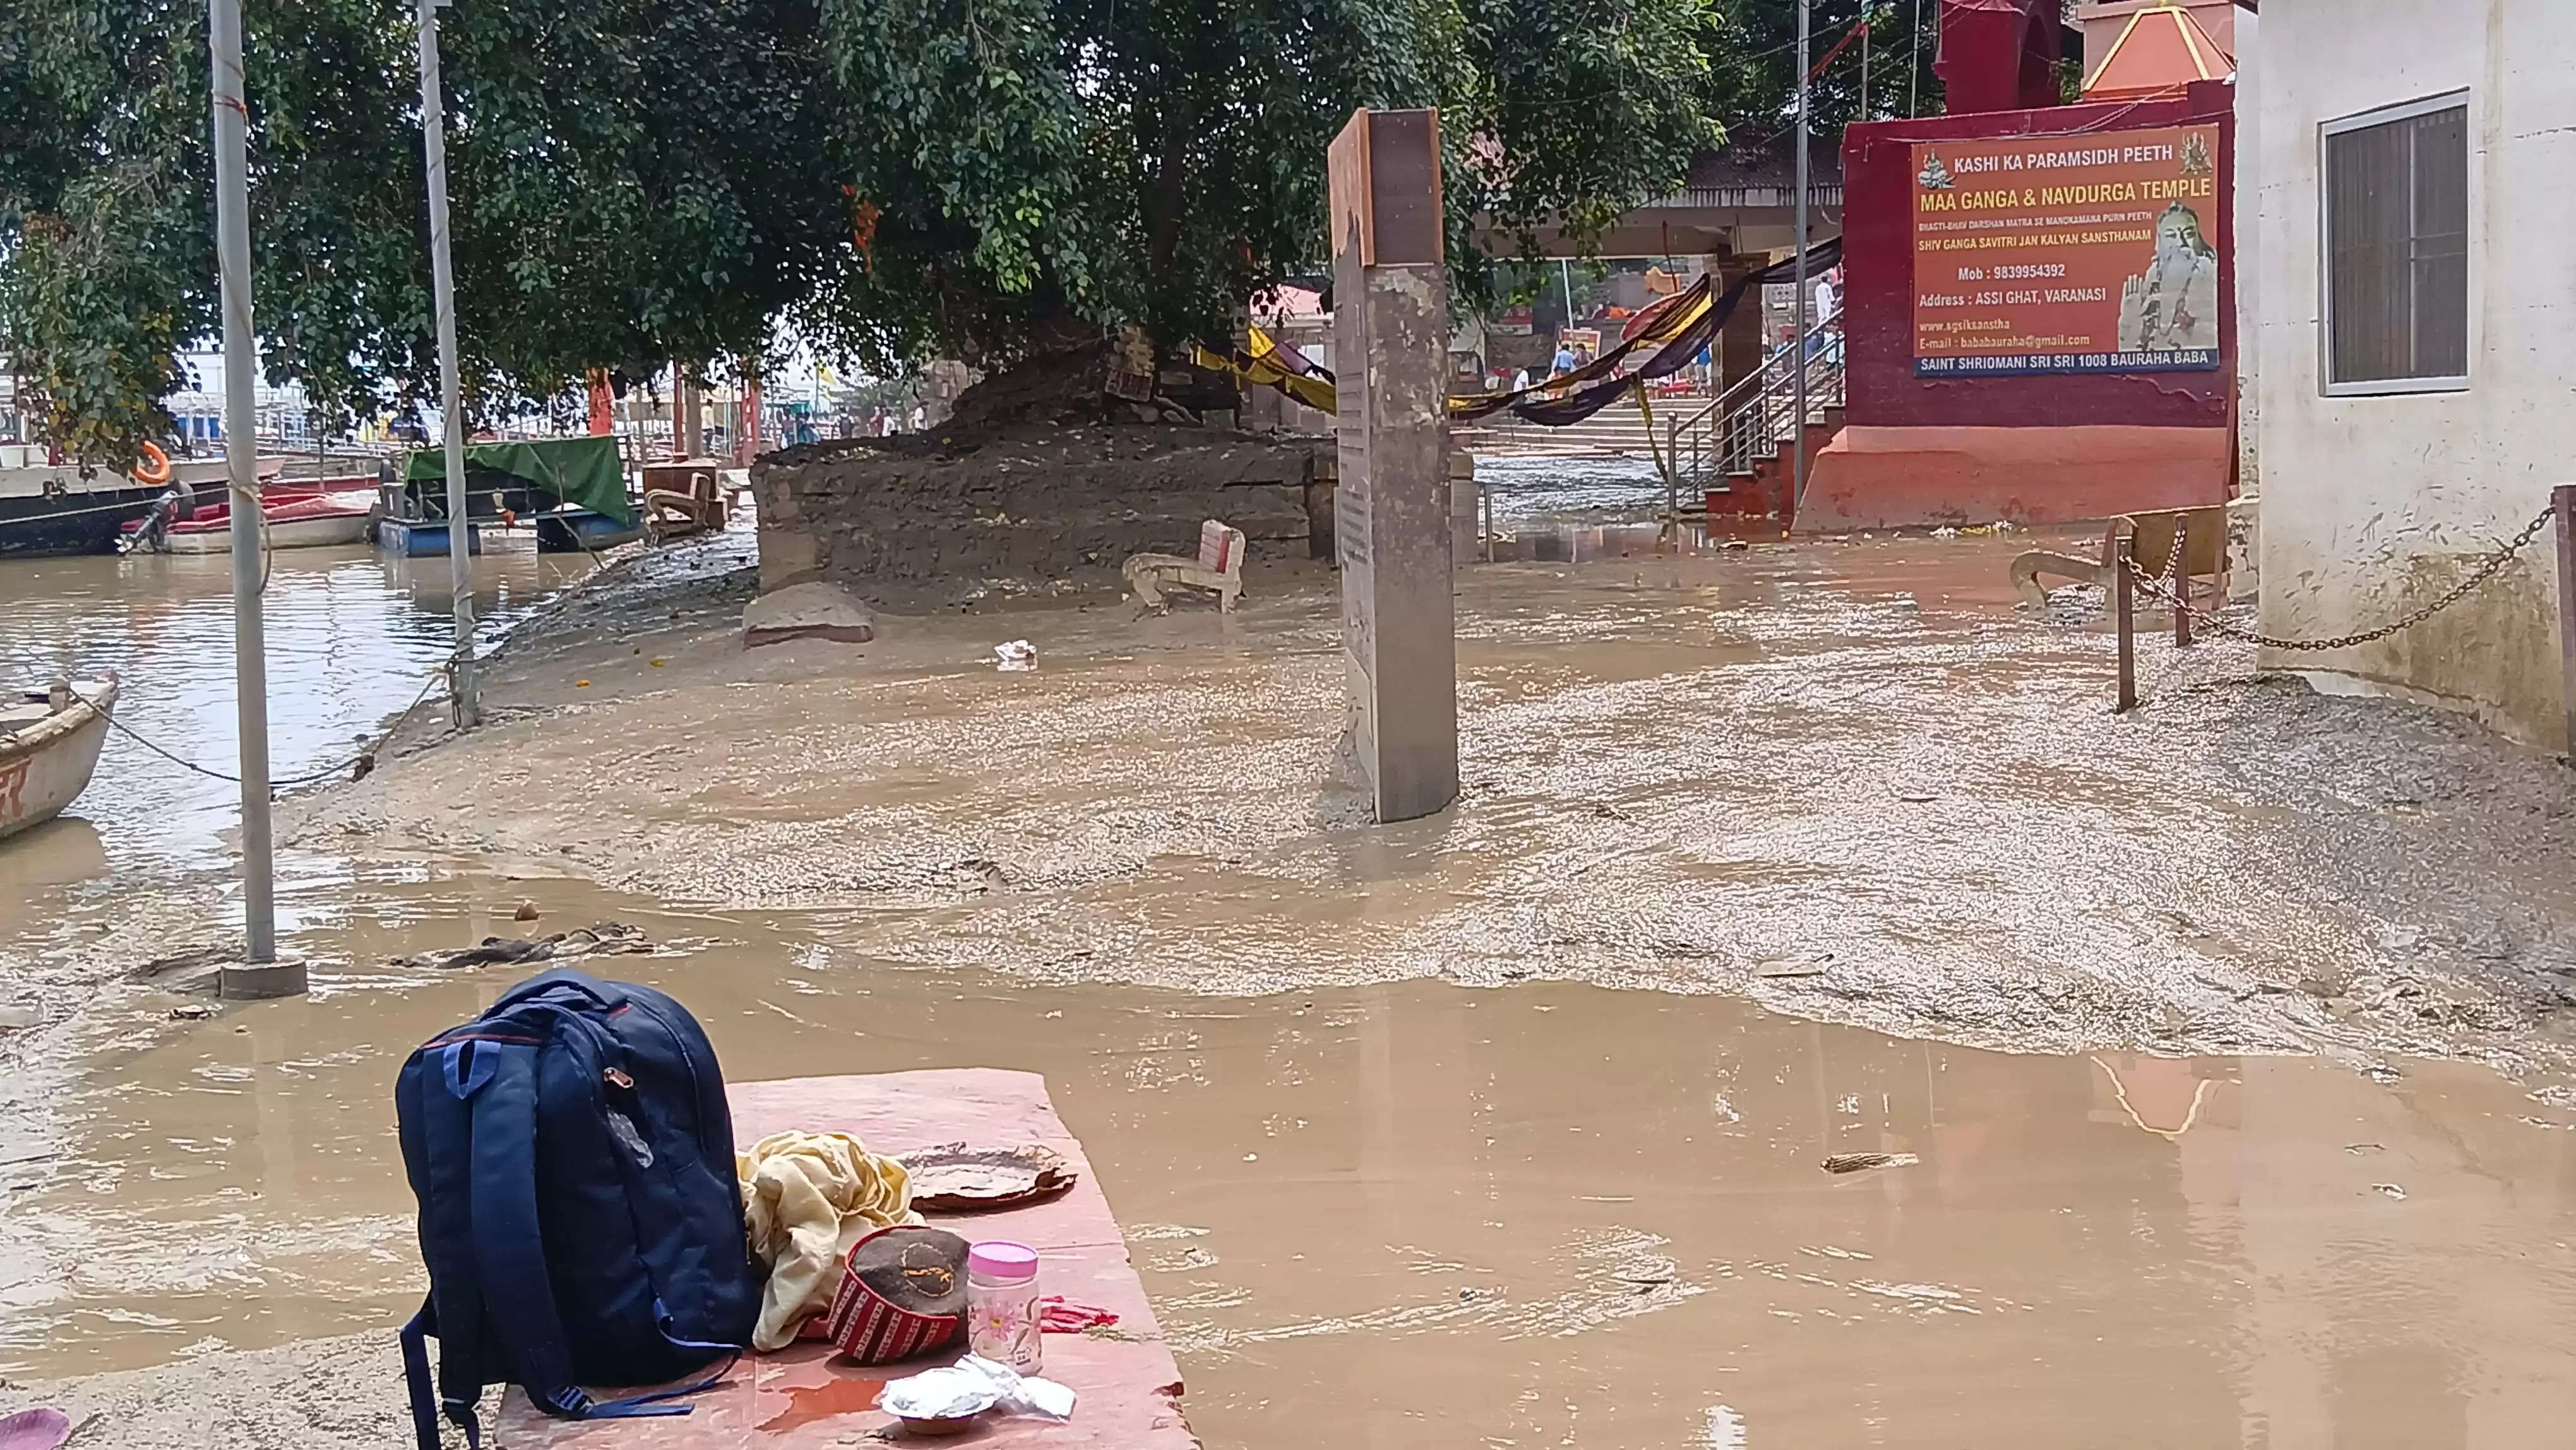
[1663,320,1846,505]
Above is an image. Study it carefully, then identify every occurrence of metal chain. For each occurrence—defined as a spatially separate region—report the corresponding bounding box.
[2126,504,2555,652]
[2135,526,2186,590]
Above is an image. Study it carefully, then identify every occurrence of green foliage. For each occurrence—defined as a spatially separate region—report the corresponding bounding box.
[3,0,1758,460]
[1,0,850,459]
[1463,0,1727,246]
[807,0,1734,366]
[1710,0,1943,142]
[0,0,212,464]
[432,0,851,398]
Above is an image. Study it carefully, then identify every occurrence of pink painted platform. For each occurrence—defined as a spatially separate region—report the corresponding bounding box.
[494,1069,1198,1448]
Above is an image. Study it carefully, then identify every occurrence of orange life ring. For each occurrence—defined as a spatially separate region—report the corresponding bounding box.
[132,441,173,486]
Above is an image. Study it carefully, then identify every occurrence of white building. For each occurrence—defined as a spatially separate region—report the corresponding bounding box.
[2253,0,2576,747]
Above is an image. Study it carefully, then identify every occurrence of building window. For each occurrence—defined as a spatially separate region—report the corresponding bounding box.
[2323,93,2469,393]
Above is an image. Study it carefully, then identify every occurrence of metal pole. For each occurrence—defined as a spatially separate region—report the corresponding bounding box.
[2553,484,2576,762]
[1792,0,1811,512]
[1559,258,1576,339]
[2114,534,2137,713]
[1859,4,1872,124]
[1909,0,1923,117]
[209,0,274,964]
[418,0,477,729]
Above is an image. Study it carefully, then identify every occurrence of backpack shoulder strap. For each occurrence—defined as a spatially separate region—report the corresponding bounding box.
[466,1014,727,1426]
[465,1033,584,1413]
[403,1031,515,1450]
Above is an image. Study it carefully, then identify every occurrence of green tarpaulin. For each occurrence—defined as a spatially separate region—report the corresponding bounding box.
[403,436,633,523]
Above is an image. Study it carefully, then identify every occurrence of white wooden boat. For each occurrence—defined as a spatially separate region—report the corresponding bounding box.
[164,491,376,553]
[121,487,376,554]
[0,677,116,842]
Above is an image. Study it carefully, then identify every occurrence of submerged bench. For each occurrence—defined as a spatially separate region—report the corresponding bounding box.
[2011,506,2228,612]
[1122,519,1245,613]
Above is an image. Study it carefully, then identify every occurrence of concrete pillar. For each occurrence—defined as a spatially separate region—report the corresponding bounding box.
[1328,107,1458,824]
[675,369,703,458]
[1711,250,1768,467]
[737,363,764,465]
[1710,250,1768,400]
[1450,449,1480,566]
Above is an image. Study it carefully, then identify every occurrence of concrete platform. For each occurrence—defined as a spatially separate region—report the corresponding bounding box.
[495,1069,1196,1448]
[742,580,876,647]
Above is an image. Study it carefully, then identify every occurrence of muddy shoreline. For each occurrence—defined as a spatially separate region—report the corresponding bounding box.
[16,525,2576,1445]
[290,529,2576,1072]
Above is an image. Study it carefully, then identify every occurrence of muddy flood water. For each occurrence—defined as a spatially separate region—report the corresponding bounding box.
[8,526,2576,1447]
[0,544,593,872]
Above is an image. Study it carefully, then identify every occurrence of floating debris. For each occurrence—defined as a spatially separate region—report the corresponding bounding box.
[394,921,654,971]
[1822,1152,1919,1175]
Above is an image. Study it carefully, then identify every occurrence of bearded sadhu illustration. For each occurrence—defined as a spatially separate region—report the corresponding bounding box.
[2117,201,2221,352]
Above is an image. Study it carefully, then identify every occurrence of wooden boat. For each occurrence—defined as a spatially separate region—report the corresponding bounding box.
[122,488,377,554]
[383,436,636,557]
[0,677,117,843]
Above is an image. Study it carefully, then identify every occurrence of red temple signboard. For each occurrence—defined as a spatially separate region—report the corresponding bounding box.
[1910,123,2222,377]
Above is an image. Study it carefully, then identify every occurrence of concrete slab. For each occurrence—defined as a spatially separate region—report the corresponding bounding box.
[743,582,876,647]
[494,1069,1195,1448]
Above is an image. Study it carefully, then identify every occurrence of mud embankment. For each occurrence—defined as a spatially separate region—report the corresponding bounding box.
[750,427,1320,606]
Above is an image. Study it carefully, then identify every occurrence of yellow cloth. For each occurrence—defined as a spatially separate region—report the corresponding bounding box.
[737,1130,921,1351]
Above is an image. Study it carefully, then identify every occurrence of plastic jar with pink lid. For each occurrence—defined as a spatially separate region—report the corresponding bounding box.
[966,1240,1043,1371]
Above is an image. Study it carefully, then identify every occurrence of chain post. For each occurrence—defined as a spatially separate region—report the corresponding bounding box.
[2114,533,2137,714]
[2555,484,2576,762]
[2123,503,2556,654]
[2171,530,2193,649]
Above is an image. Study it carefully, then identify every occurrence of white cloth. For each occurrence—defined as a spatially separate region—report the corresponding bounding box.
[737,1130,921,1351]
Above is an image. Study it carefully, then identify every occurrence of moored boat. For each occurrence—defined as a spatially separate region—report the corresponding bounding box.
[0,676,117,843]
[121,488,377,554]
[0,446,289,558]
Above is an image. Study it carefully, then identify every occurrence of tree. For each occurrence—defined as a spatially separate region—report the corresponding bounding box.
[1708,0,1946,145]
[803,0,1736,368]
[3,0,1750,462]
[1,0,849,462]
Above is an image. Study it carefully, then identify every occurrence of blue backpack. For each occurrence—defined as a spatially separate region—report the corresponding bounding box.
[395,969,761,1450]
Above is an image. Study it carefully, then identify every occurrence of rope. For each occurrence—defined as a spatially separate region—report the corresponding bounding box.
[229,478,278,595]
[68,650,455,791]
[0,492,165,527]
